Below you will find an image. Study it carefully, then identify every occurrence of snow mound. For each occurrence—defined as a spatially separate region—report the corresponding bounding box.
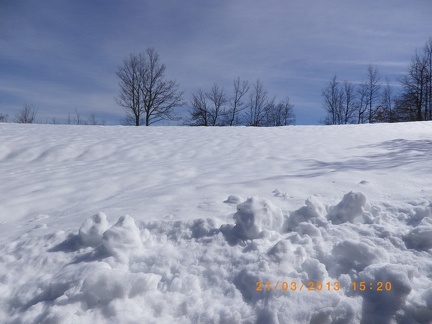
[102,215,143,258]
[79,212,110,247]
[359,264,414,323]
[231,196,284,240]
[266,238,307,268]
[233,268,263,302]
[404,216,432,250]
[224,195,243,204]
[331,239,389,275]
[285,195,327,231]
[82,267,161,307]
[301,258,328,282]
[327,191,373,224]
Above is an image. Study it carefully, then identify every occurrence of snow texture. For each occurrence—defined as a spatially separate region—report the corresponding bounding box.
[1,122,432,323]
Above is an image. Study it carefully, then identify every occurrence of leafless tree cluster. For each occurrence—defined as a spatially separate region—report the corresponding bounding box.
[322,76,356,125]
[116,48,183,126]
[188,78,295,126]
[189,84,228,126]
[394,38,432,122]
[7,105,105,125]
[188,78,248,126]
[0,113,8,123]
[59,109,105,125]
[14,103,38,123]
[322,37,432,124]
[322,65,384,125]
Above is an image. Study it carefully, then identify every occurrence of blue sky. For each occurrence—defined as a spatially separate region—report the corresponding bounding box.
[1,0,431,125]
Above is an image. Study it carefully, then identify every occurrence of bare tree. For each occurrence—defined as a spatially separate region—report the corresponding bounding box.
[226,77,249,126]
[14,104,38,123]
[425,38,432,120]
[88,113,105,125]
[399,52,428,121]
[116,53,144,126]
[206,84,228,126]
[116,48,183,126]
[139,48,183,126]
[394,38,432,122]
[365,65,381,123]
[0,113,8,123]
[376,79,394,123]
[356,82,369,124]
[341,80,357,124]
[245,79,274,126]
[321,75,343,124]
[189,89,210,126]
[88,113,98,125]
[393,92,418,122]
[265,98,295,126]
[188,84,228,126]
[74,108,87,125]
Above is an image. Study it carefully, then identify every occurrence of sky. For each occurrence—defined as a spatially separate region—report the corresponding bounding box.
[1,0,431,125]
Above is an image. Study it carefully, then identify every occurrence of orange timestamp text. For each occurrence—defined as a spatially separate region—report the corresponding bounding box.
[351,281,392,291]
[256,281,394,292]
[256,281,341,292]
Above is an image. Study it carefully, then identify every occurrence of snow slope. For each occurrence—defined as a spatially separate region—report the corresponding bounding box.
[0,122,432,323]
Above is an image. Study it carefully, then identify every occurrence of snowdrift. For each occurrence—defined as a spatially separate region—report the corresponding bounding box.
[1,122,432,323]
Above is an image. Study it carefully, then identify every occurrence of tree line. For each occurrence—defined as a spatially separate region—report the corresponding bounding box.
[0,104,106,125]
[186,78,294,126]
[322,38,432,124]
[115,47,295,126]
[3,38,431,127]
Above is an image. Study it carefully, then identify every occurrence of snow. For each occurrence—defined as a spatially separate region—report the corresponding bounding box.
[79,212,110,247]
[327,191,373,225]
[231,196,284,240]
[0,122,432,323]
[403,210,432,250]
[101,214,143,259]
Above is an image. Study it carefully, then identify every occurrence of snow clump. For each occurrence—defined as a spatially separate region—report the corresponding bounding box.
[79,212,110,247]
[232,196,284,240]
[81,267,161,307]
[403,215,432,250]
[285,195,327,231]
[331,239,389,275]
[327,191,373,224]
[224,195,243,204]
[102,215,143,258]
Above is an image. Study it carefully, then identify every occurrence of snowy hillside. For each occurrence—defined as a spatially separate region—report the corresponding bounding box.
[0,122,432,323]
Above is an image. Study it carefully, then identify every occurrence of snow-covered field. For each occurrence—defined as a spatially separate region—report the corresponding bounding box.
[1,122,432,323]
